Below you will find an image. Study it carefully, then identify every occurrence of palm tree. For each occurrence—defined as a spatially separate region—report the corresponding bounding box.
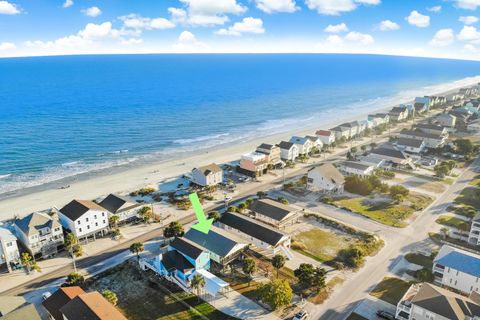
[129,242,144,260]
[109,215,120,229]
[242,257,257,285]
[191,274,205,300]
[271,254,286,278]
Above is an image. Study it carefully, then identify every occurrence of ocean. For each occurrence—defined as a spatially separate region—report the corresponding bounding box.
[1,54,480,194]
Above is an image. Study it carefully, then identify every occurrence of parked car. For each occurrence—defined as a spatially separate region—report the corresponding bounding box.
[293,310,309,320]
[376,310,395,320]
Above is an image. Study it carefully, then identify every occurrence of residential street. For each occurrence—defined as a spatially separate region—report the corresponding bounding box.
[308,156,480,320]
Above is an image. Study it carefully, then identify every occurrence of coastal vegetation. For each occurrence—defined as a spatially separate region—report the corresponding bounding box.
[370,277,411,305]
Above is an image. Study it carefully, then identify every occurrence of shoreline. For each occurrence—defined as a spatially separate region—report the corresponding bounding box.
[0,75,479,220]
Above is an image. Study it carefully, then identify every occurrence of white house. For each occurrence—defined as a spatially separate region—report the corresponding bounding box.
[277,141,299,161]
[217,211,292,258]
[191,163,223,187]
[306,136,323,151]
[433,245,480,295]
[13,211,64,258]
[307,163,345,193]
[289,136,313,155]
[98,194,143,223]
[435,113,456,128]
[339,122,359,138]
[315,130,335,146]
[389,106,409,122]
[249,199,300,229]
[0,227,20,271]
[369,147,414,168]
[337,161,374,177]
[394,138,426,154]
[57,200,109,240]
[329,126,350,141]
[395,282,480,320]
[414,97,430,113]
[468,213,480,246]
[399,129,446,149]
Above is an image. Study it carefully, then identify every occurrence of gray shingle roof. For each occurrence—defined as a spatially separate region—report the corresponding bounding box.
[219,212,287,246]
[14,212,61,236]
[277,141,295,150]
[370,147,407,160]
[170,237,205,260]
[400,129,443,140]
[161,250,195,273]
[338,161,373,171]
[98,194,142,214]
[250,199,296,222]
[59,200,105,221]
[309,163,345,185]
[184,226,245,258]
[396,137,424,148]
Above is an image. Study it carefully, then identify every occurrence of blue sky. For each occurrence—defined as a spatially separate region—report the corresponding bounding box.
[1,0,480,59]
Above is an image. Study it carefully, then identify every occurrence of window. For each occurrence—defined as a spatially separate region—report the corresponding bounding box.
[79,228,82,233]
[87,225,90,230]
[102,212,105,217]
[94,215,97,219]
[95,222,98,227]
[55,227,60,232]
[86,218,89,222]
[77,221,81,225]
[455,280,457,286]
[6,242,12,247]
[103,220,106,224]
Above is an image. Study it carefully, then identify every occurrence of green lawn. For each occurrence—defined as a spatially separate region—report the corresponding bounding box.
[87,260,236,320]
[405,253,433,269]
[292,229,353,263]
[454,187,480,209]
[336,194,432,228]
[370,277,411,305]
[436,215,471,231]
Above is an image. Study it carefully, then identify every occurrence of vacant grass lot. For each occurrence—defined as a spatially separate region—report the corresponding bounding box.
[292,229,353,263]
[469,175,480,187]
[405,253,433,269]
[455,187,480,209]
[436,215,471,231]
[87,260,236,320]
[336,194,432,228]
[369,277,411,305]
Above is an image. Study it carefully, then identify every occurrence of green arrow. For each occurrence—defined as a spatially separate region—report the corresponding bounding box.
[189,192,214,234]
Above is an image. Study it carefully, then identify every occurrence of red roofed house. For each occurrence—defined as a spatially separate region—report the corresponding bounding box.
[315,130,335,146]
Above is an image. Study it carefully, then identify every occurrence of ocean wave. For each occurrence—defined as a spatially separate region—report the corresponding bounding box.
[173,133,230,145]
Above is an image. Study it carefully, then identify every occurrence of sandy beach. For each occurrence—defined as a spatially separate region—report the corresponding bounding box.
[1,75,479,221]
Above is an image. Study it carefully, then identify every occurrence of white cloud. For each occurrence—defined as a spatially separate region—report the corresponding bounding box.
[120,38,144,45]
[173,31,209,52]
[326,34,344,45]
[459,16,479,25]
[464,43,478,52]
[119,14,175,31]
[324,23,349,33]
[255,0,298,13]
[305,0,380,16]
[25,22,119,51]
[345,31,374,44]
[379,20,399,31]
[429,28,454,47]
[82,6,102,17]
[454,0,480,10]
[457,25,480,42]
[63,0,73,8]
[0,1,20,14]
[216,17,265,36]
[406,10,430,28]
[0,42,15,50]
[427,5,441,13]
[170,0,246,26]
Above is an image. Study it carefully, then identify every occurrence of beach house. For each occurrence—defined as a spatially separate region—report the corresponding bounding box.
[389,105,409,122]
[414,97,430,113]
[256,143,282,167]
[329,126,350,141]
[141,235,230,297]
[369,147,414,168]
[306,135,323,152]
[183,226,248,266]
[307,163,345,193]
[468,213,480,246]
[13,211,64,258]
[368,113,390,125]
[395,282,480,320]
[191,163,223,187]
[435,113,456,128]
[336,161,375,177]
[217,211,292,258]
[394,138,426,154]
[238,152,268,177]
[415,123,448,137]
[399,129,446,149]
[277,141,299,161]
[98,194,143,223]
[315,130,335,146]
[249,198,300,229]
[289,136,313,155]
[43,287,127,320]
[0,227,20,272]
[57,200,110,240]
[433,245,480,295]
[339,122,359,138]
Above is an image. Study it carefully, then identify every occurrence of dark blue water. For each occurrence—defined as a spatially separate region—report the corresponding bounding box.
[1,54,479,193]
